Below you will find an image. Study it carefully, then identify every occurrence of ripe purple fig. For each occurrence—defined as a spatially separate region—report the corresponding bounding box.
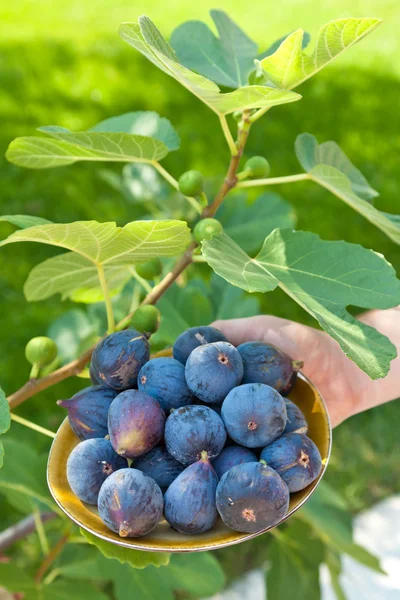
[98,468,163,537]
[91,329,150,390]
[164,451,218,534]
[108,390,165,458]
[57,385,118,440]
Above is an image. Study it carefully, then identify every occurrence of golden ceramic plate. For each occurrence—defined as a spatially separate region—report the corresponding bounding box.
[47,372,331,552]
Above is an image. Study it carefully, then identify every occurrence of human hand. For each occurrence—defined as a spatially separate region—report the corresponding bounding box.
[212,309,400,428]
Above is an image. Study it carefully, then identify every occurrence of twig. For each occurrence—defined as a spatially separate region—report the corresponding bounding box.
[203,112,251,217]
[8,346,94,410]
[0,512,57,552]
[35,530,71,583]
[236,173,310,188]
[10,413,56,438]
[219,115,238,156]
[97,263,115,334]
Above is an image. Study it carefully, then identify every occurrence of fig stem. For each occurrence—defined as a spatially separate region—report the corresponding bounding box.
[292,360,304,371]
[29,363,40,379]
[10,413,56,439]
[200,450,209,462]
[259,459,267,467]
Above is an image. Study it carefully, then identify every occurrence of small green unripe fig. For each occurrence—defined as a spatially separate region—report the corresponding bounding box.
[131,305,160,334]
[178,170,204,197]
[25,336,58,367]
[136,258,162,280]
[233,111,242,122]
[193,218,223,243]
[244,156,270,179]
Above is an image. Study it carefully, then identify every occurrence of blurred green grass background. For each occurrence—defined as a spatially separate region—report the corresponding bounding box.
[1,0,399,527]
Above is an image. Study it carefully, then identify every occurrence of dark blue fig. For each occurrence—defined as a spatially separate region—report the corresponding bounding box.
[89,362,101,385]
[185,342,244,405]
[57,385,118,440]
[212,445,257,479]
[260,433,322,492]
[67,438,127,505]
[132,446,185,493]
[138,357,193,411]
[164,451,218,534]
[98,468,163,537]
[281,371,298,397]
[284,399,308,435]
[91,329,150,390]
[221,383,287,448]
[173,326,228,365]
[216,461,289,533]
[237,342,303,393]
[108,390,165,458]
[165,405,226,465]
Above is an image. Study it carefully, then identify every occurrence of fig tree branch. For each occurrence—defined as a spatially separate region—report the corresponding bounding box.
[35,528,71,583]
[0,512,57,552]
[6,113,252,411]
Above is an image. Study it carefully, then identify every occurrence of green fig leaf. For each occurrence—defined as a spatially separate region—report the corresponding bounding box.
[0,219,190,303]
[296,133,400,244]
[202,230,400,379]
[171,10,258,88]
[119,17,300,115]
[259,19,381,90]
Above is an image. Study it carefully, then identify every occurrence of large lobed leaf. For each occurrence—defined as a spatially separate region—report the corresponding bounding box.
[119,17,300,115]
[171,10,258,88]
[202,230,400,379]
[6,111,178,169]
[259,19,381,90]
[296,133,400,244]
[218,192,296,253]
[0,219,190,302]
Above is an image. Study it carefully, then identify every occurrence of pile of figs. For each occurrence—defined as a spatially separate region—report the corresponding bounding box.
[59,326,322,538]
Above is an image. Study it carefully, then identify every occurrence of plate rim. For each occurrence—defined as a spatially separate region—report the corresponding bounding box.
[47,371,332,553]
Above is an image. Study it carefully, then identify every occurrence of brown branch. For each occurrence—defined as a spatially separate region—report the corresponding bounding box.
[0,512,57,552]
[7,114,252,411]
[34,530,70,583]
[8,347,94,410]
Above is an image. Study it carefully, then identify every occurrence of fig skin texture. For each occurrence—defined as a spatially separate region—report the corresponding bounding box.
[173,326,228,365]
[212,445,257,479]
[57,385,118,441]
[164,452,218,534]
[237,341,303,393]
[165,405,227,465]
[108,390,165,459]
[132,446,185,493]
[284,399,308,435]
[66,438,127,505]
[91,329,150,391]
[216,461,289,533]
[260,433,322,493]
[221,383,287,448]
[98,468,163,538]
[138,357,193,411]
[185,341,244,405]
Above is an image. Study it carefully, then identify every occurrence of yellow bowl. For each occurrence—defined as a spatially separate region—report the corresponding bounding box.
[47,372,331,552]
